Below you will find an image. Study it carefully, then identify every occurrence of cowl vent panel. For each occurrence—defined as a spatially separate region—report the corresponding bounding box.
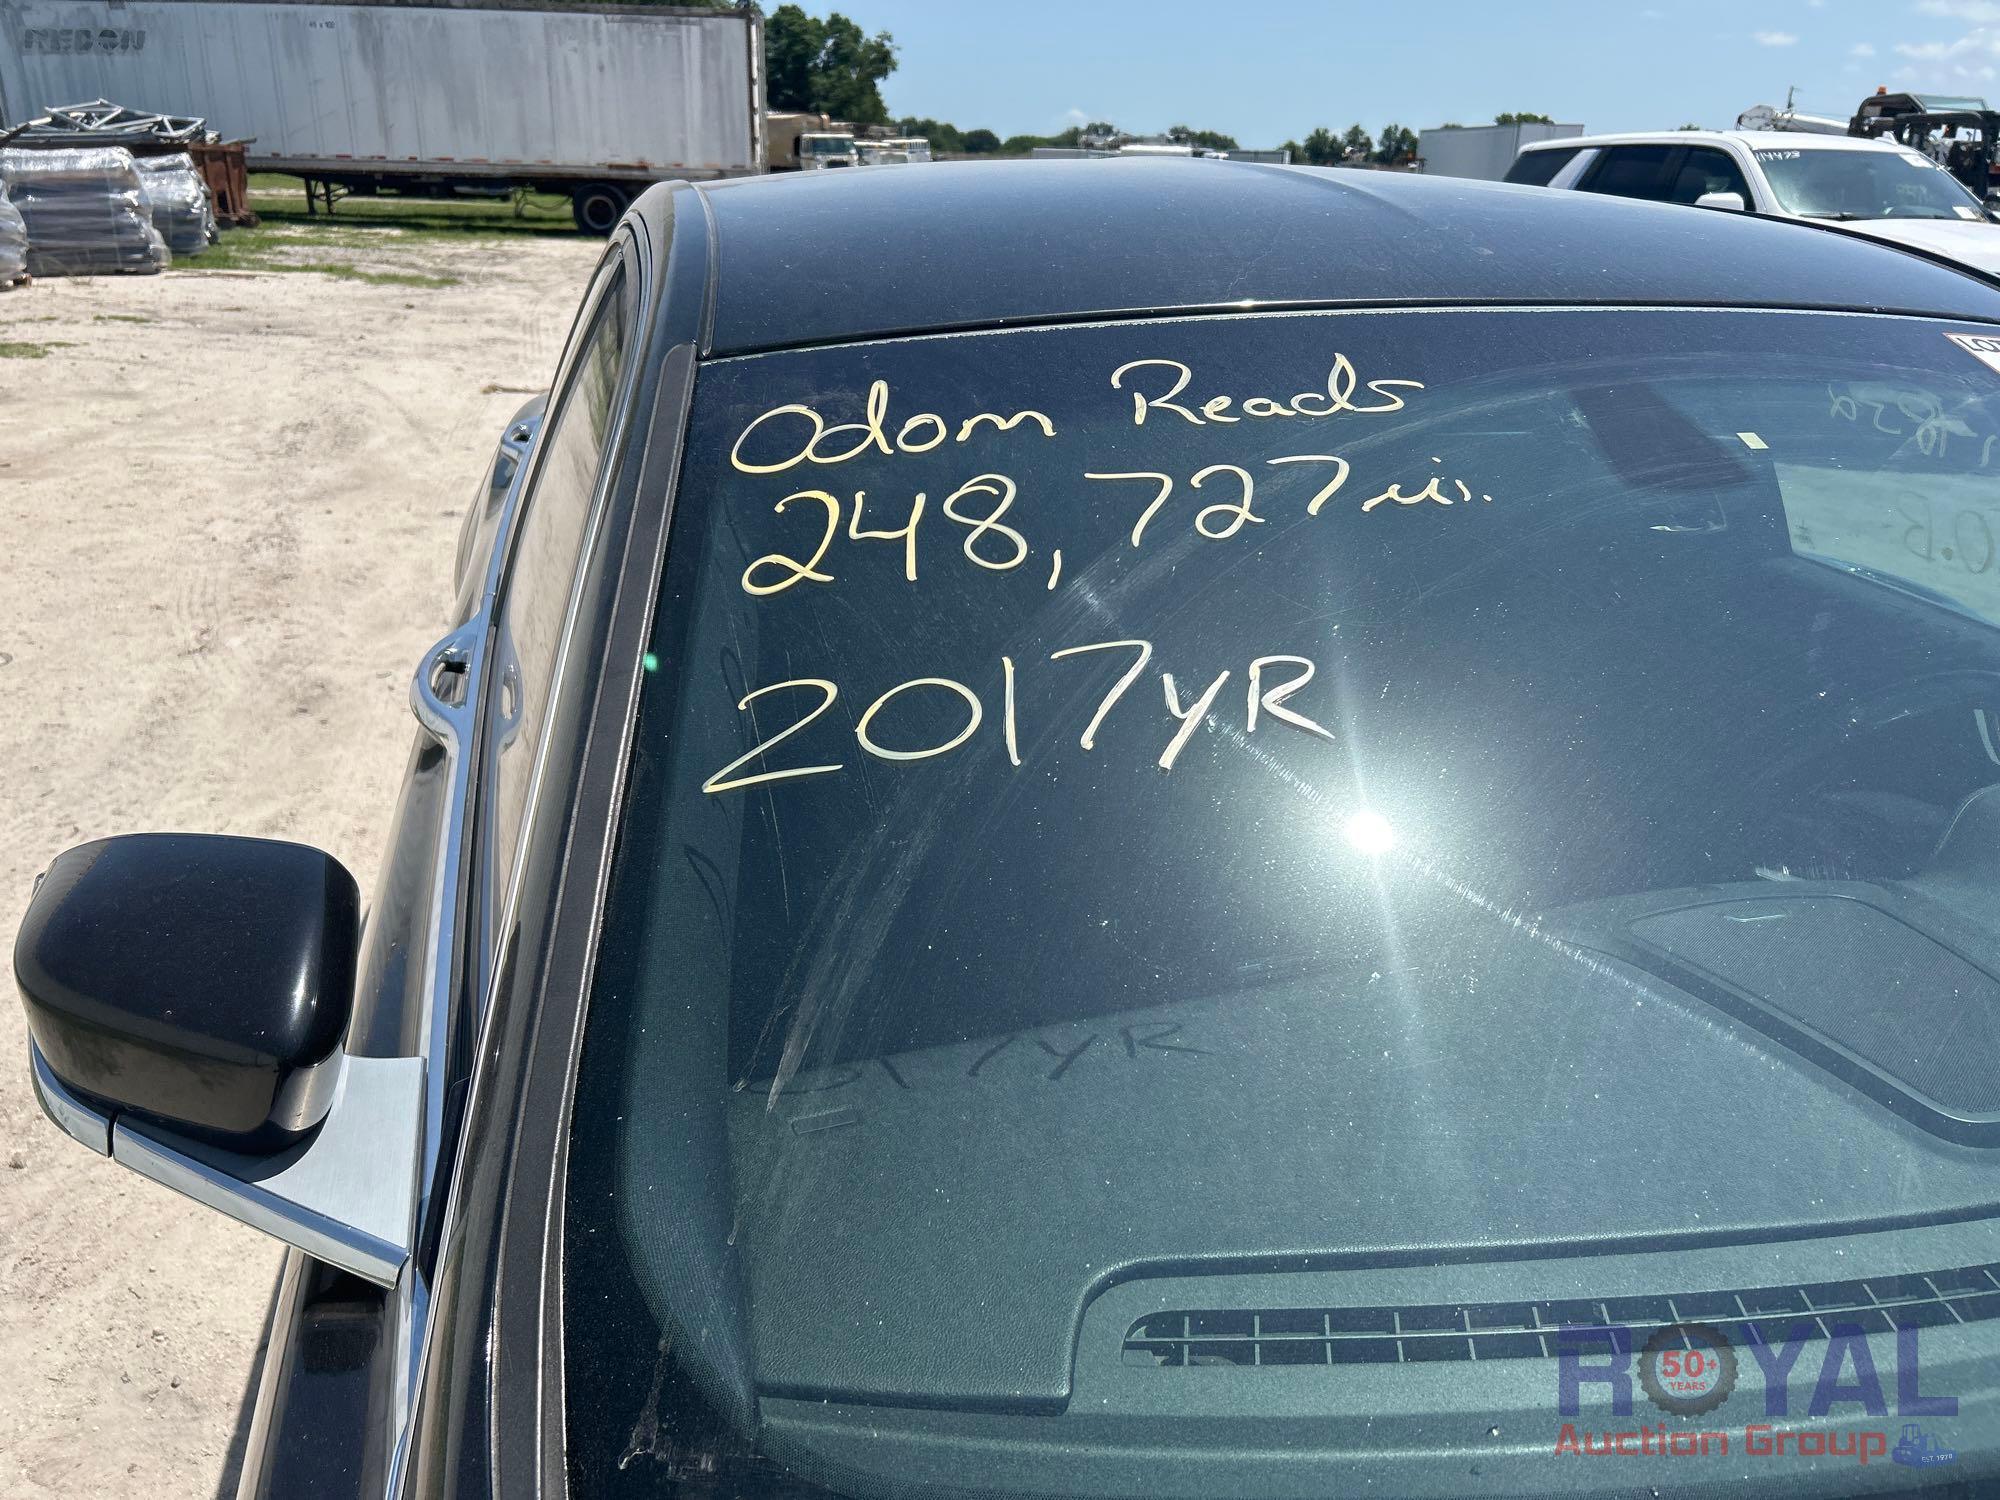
[1123,1263,2000,1368]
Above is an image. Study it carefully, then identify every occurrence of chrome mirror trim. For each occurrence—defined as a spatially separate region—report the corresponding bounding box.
[29,1043,111,1156]
[112,1053,425,1287]
[269,1045,345,1133]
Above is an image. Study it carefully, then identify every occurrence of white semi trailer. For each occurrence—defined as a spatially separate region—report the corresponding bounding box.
[0,0,766,231]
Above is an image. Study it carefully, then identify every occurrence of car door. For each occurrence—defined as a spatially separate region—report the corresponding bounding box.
[233,228,650,1500]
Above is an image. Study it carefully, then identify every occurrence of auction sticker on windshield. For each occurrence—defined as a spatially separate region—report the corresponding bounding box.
[1948,331,2000,378]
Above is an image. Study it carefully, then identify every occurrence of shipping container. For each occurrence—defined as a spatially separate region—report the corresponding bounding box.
[0,0,765,230]
[1418,121,1586,181]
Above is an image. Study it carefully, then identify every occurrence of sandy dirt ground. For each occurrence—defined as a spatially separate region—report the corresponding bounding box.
[0,228,601,1499]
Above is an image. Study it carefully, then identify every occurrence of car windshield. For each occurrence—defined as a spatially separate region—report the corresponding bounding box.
[1755,144,1989,220]
[565,306,2000,1495]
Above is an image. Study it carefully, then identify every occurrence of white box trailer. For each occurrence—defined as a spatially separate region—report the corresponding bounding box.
[1418,121,1585,181]
[0,0,765,230]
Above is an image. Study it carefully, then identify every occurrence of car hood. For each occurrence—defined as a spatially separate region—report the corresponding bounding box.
[1838,216,2000,275]
[716,877,2000,1409]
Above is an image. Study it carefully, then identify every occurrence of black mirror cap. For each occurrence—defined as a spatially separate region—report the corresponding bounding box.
[15,833,360,1143]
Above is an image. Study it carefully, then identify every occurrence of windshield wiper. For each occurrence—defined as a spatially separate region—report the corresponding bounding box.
[1798,210,1865,221]
[1800,550,1998,631]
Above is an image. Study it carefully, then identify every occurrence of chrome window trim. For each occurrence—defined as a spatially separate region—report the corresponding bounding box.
[486,241,653,977]
[483,218,654,1496]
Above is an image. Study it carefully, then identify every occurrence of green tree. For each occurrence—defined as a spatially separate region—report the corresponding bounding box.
[765,5,820,111]
[765,5,897,124]
[962,128,1001,153]
[1298,126,1342,165]
[1494,111,1555,125]
[999,126,1085,154]
[896,115,964,153]
[1166,123,1240,151]
[1341,123,1373,160]
[1373,124,1419,164]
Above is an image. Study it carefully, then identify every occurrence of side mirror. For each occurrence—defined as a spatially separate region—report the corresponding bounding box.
[18,833,357,1141]
[15,834,423,1284]
[1695,191,1747,212]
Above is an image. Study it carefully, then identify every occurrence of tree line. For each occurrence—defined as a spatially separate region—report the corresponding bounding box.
[564,2,1557,167]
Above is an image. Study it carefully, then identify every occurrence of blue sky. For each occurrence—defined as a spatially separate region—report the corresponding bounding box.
[839,0,2000,145]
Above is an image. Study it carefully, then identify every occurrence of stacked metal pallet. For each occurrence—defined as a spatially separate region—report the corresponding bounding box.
[135,153,216,258]
[0,181,27,289]
[0,148,169,277]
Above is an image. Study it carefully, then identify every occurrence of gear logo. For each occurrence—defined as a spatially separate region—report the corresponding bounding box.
[1638,1323,1738,1417]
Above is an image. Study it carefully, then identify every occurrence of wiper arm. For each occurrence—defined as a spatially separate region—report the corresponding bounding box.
[1798,211,1864,221]
[1800,550,1997,630]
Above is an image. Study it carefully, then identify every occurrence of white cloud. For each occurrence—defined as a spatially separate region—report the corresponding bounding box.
[1917,0,2000,19]
[1754,29,1800,45]
[1850,41,1876,55]
[1891,27,2000,67]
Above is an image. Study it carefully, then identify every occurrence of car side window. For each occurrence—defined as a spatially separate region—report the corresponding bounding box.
[1503,147,1579,187]
[485,259,634,903]
[1577,144,1680,202]
[1669,147,1751,205]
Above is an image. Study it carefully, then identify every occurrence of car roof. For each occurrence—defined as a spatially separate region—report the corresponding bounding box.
[1521,129,1908,154]
[691,157,2000,357]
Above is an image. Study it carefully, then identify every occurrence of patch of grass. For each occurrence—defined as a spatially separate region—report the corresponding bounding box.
[92,312,152,324]
[185,174,594,282]
[320,263,459,288]
[247,175,582,241]
[0,340,55,358]
[180,224,459,286]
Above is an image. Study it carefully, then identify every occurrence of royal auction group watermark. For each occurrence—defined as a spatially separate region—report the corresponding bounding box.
[1551,1319,1957,1469]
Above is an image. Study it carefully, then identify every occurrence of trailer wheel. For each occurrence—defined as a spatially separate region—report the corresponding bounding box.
[571,183,628,236]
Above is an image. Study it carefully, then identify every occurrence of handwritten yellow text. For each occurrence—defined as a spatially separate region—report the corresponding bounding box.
[730,381,1057,475]
[703,639,1339,794]
[1110,354,1424,428]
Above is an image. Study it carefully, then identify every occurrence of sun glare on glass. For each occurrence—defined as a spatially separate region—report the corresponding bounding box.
[1344,811,1396,857]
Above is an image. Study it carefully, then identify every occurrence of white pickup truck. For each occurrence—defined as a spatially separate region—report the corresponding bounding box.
[1507,129,2000,276]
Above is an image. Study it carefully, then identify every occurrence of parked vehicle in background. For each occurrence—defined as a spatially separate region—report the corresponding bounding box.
[1848,89,2000,203]
[1417,119,1585,180]
[20,158,2000,1498]
[1509,130,2000,275]
[856,139,932,166]
[796,132,860,169]
[0,0,767,233]
[765,111,833,172]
